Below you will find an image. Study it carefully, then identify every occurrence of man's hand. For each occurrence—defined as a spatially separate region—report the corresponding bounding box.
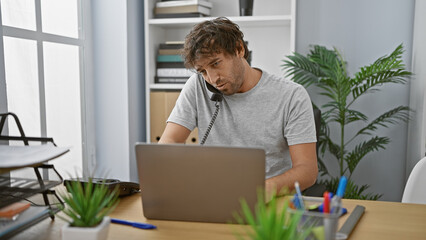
[265,142,318,198]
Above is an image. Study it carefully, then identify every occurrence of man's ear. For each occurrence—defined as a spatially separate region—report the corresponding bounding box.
[235,40,245,57]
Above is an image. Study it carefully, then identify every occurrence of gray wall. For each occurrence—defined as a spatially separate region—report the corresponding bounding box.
[91,0,145,181]
[127,0,146,182]
[92,0,130,180]
[296,0,415,201]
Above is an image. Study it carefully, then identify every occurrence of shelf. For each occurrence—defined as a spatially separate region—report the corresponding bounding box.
[0,205,60,239]
[145,0,296,142]
[0,112,66,238]
[0,175,62,208]
[150,83,186,90]
[148,15,292,28]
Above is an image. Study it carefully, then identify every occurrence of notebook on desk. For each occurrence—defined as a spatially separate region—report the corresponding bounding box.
[135,143,265,223]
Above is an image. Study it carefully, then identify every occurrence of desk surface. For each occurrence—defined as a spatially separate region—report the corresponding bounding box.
[10,193,426,240]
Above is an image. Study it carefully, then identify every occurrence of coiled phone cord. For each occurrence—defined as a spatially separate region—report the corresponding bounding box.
[200,100,220,145]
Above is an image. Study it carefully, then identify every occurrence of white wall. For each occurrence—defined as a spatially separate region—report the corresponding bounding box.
[296,0,415,201]
[91,0,130,180]
[406,0,426,182]
[0,27,6,115]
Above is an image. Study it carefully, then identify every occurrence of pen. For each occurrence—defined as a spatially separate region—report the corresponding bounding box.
[331,176,347,214]
[292,193,300,209]
[294,181,305,210]
[318,192,333,212]
[323,191,330,213]
[111,218,157,230]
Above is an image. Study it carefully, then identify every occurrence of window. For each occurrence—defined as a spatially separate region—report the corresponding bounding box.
[0,0,92,179]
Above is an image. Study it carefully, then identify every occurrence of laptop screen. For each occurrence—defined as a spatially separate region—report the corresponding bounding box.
[135,143,265,223]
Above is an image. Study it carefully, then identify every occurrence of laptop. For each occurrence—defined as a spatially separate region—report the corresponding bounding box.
[135,143,265,223]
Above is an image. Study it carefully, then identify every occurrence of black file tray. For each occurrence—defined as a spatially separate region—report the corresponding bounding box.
[0,112,66,239]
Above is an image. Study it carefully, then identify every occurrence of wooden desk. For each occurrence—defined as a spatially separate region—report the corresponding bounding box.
[10,193,426,240]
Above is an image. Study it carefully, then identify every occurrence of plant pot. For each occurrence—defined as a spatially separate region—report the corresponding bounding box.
[61,216,111,240]
[239,0,254,16]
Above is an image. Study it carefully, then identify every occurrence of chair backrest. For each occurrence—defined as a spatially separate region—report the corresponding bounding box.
[402,157,426,204]
[313,108,321,155]
[302,108,324,197]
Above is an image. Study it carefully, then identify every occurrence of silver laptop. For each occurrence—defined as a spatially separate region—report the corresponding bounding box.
[135,143,265,223]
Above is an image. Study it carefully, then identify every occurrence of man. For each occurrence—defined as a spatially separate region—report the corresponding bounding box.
[159,17,317,195]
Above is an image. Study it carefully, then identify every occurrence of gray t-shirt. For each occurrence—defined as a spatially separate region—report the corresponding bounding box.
[167,70,316,179]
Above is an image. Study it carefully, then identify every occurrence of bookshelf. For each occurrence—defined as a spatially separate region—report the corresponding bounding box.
[144,0,296,142]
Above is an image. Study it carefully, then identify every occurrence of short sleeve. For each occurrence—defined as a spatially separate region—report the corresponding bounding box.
[284,85,317,145]
[167,74,198,131]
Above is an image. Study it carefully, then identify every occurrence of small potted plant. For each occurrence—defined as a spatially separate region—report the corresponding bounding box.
[232,190,312,240]
[58,178,120,240]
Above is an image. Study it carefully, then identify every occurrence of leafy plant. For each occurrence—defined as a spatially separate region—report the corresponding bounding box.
[232,190,312,240]
[58,178,120,227]
[282,44,412,200]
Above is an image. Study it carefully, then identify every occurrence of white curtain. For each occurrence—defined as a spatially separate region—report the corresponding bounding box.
[406,0,426,180]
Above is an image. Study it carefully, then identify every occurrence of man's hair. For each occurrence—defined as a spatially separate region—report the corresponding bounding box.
[182,17,249,69]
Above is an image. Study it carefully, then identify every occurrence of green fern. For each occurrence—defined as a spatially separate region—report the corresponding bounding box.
[319,178,382,200]
[282,44,412,200]
[344,136,389,175]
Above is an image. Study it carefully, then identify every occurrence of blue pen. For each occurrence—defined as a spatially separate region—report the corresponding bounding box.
[111,218,157,230]
[292,193,301,209]
[330,176,347,214]
[294,181,305,210]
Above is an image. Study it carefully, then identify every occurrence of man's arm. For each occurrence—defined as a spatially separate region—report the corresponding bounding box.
[265,142,318,196]
[158,122,191,144]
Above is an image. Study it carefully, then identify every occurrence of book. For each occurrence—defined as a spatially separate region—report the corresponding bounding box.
[159,48,183,55]
[154,12,207,19]
[155,76,189,84]
[159,43,184,49]
[0,202,30,219]
[157,68,194,77]
[156,0,213,9]
[157,55,184,62]
[164,40,185,45]
[156,62,186,68]
[154,5,211,15]
[0,206,50,238]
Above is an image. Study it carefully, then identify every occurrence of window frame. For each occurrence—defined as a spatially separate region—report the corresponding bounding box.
[0,0,95,177]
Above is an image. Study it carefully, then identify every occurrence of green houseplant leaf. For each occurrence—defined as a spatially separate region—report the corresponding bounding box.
[282,44,412,199]
[58,177,120,227]
[232,190,312,240]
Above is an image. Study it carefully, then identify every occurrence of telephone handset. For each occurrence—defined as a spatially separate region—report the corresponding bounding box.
[205,80,223,102]
[200,79,222,145]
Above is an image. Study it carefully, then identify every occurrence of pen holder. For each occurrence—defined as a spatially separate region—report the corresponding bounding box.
[288,196,341,240]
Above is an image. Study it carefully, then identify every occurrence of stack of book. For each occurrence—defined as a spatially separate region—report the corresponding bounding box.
[154,0,213,19]
[156,41,193,84]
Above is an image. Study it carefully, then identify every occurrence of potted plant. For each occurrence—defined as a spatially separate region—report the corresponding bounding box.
[282,44,412,199]
[232,190,312,240]
[58,178,120,240]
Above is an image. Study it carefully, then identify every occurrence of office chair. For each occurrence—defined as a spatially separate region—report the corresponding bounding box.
[303,108,326,197]
[401,156,426,204]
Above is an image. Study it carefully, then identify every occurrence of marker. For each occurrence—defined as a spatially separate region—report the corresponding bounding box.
[292,193,300,209]
[111,218,157,229]
[336,176,348,198]
[318,192,333,212]
[331,176,348,214]
[294,181,305,210]
[323,191,330,213]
